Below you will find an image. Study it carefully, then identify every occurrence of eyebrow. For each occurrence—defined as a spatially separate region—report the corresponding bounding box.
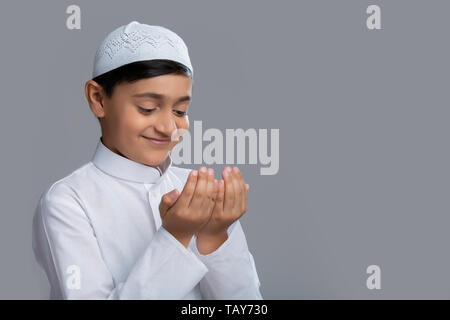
[132,92,191,103]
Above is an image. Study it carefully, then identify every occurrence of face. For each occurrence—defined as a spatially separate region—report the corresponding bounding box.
[86,74,191,168]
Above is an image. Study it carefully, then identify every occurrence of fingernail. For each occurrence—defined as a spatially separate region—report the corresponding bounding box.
[220,180,224,187]
[192,170,198,176]
[200,167,207,173]
[233,167,240,174]
[223,168,229,177]
[208,168,214,176]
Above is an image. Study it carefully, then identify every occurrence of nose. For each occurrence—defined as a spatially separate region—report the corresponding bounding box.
[153,110,177,137]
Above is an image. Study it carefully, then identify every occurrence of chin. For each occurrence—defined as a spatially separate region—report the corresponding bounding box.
[141,150,168,166]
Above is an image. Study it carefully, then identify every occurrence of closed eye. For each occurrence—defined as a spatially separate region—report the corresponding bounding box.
[174,110,187,117]
[138,106,156,114]
[138,106,187,117]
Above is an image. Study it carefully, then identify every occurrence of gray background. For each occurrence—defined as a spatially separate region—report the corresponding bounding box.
[1,0,449,299]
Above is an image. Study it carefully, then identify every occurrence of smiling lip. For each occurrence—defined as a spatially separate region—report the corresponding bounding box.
[143,136,171,146]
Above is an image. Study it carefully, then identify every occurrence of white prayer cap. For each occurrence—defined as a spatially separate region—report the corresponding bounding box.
[92,21,193,79]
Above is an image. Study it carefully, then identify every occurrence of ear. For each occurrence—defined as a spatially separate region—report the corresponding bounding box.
[85,80,106,119]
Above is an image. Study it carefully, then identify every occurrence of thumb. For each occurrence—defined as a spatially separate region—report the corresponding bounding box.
[159,189,179,218]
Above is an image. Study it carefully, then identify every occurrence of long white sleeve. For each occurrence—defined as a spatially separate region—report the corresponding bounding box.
[192,220,263,299]
[32,183,208,299]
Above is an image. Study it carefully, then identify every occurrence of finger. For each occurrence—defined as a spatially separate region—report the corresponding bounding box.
[231,166,243,214]
[232,166,246,214]
[214,179,225,213]
[189,166,208,209]
[159,189,179,219]
[241,171,250,213]
[171,169,197,211]
[205,177,219,215]
[244,183,249,212]
[213,178,219,201]
[238,170,247,215]
[222,166,235,212]
[202,168,215,212]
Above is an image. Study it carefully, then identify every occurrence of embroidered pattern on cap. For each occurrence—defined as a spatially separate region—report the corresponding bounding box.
[98,28,185,61]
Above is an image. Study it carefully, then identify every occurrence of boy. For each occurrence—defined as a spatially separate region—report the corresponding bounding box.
[32,20,262,299]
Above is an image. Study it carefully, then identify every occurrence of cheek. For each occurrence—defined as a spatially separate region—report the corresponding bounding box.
[121,109,148,133]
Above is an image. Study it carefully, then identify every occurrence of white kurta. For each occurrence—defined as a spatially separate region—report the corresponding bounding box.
[32,137,262,299]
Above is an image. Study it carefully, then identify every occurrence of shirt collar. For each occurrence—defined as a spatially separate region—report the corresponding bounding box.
[91,137,172,184]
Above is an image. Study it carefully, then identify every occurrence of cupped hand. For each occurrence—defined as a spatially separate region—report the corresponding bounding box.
[159,166,218,247]
[196,166,249,238]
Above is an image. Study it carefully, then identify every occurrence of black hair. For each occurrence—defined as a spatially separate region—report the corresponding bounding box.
[91,59,193,122]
